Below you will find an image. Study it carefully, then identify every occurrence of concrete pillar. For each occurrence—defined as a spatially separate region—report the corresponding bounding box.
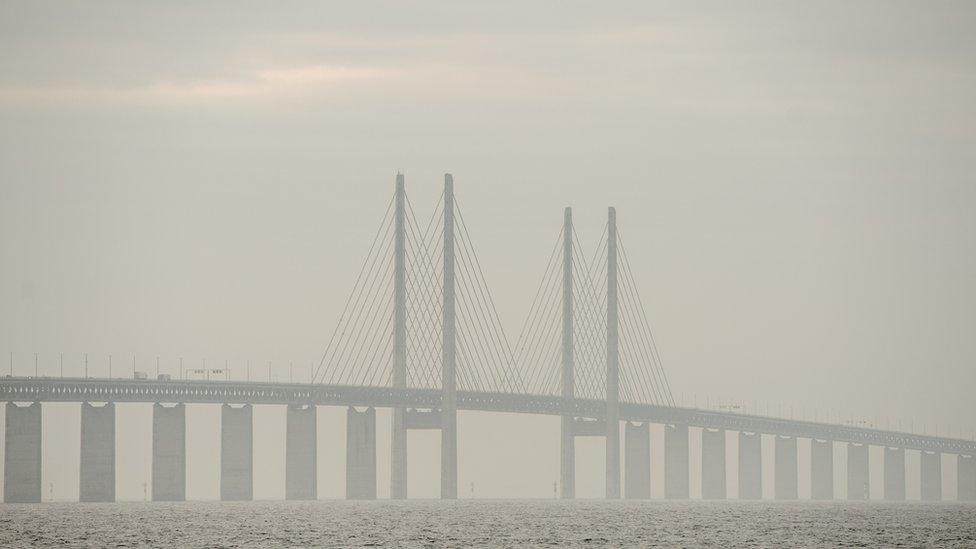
[605,207,620,499]
[3,402,41,503]
[958,454,975,502]
[774,435,798,500]
[738,432,762,500]
[286,404,317,500]
[559,421,575,499]
[920,450,941,502]
[80,402,115,502]
[346,407,377,500]
[391,173,408,500]
[220,404,252,501]
[665,423,689,499]
[883,447,905,501]
[441,173,458,500]
[701,428,726,499]
[152,403,186,502]
[559,206,575,499]
[847,442,869,500]
[624,422,650,499]
[810,438,833,500]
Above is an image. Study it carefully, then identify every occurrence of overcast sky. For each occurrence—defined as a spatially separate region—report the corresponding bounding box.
[1,2,974,500]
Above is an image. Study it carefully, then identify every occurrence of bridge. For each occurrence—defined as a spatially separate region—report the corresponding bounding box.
[2,174,974,503]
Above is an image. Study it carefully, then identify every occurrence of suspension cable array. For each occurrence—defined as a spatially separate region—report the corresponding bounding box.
[312,178,523,394]
[512,215,674,405]
[313,175,673,407]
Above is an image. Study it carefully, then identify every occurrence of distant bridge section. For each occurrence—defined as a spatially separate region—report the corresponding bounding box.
[3,376,973,456]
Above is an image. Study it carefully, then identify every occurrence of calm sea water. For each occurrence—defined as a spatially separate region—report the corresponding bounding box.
[1,500,974,547]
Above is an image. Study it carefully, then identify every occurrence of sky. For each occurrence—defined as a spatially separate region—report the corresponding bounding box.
[0,2,974,500]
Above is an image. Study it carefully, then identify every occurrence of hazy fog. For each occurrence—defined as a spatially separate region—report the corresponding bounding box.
[1,2,974,500]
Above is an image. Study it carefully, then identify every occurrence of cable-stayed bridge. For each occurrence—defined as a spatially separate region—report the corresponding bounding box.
[2,174,974,503]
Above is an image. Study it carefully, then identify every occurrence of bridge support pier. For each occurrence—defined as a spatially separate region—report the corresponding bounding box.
[80,402,115,502]
[883,447,905,501]
[665,423,689,499]
[920,450,941,501]
[152,403,186,501]
[3,402,41,503]
[701,428,726,499]
[738,431,762,500]
[560,417,575,498]
[624,422,650,499]
[811,439,833,500]
[774,435,798,500]
[391,410,407,499]
[346,407,377,500]
[958,454,975,501]
[220,404,252,501]
[847,442,869,500]
[286,404,317,500]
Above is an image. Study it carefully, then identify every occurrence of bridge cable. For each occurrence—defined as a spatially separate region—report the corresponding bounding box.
[452,199,521,393]
[617,231,675,406]
[335,252,394,386]
[404,196,446,388]
[521,250,565,395]
[511,228,562,364]
[618,230,675,405]
[313,194,394,384]
[325,222,394,385]
[512,229,563,394]
[455,201,525,394]
[316,196,395,384]
[571,228,608,400]
[405,192,447,384]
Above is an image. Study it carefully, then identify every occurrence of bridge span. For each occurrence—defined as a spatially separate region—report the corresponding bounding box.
[2,377,973,455]
[2,376,974,503]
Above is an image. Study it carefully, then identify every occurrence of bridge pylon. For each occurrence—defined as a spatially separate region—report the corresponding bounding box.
[441,173,458,499]
[605,206,620,498]
[391,173,408,499]
[560,207,575,498]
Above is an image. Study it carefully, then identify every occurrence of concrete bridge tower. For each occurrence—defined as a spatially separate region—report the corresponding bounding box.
[391,174,408,499]
[605,207,621,498]
[560,207,575,498]
[441,174,458,499]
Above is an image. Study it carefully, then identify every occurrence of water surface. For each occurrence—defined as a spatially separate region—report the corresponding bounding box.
[1,500,974,547]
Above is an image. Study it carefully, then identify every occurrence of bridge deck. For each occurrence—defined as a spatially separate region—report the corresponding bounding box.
[1,377,972,455]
